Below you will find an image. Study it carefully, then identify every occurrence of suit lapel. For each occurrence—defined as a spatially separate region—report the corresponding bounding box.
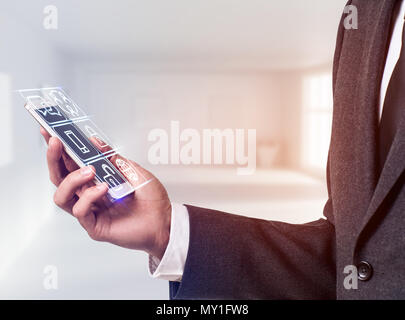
[358,0,402,233]
[361,98,405,230]
[330,0,397,243]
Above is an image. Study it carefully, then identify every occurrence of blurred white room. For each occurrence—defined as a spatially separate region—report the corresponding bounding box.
[0,0,347,299]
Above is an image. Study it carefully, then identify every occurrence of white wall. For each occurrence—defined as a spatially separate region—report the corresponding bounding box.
[68,61,334,172]
[0,10,73,276]
[69,61,285,170]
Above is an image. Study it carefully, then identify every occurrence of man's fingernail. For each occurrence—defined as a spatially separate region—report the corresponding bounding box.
[81,167,93,176]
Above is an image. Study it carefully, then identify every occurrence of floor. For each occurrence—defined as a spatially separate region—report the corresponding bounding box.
[0,167,327,299]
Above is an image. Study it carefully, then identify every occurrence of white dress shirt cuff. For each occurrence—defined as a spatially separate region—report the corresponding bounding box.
[148,202,190,281]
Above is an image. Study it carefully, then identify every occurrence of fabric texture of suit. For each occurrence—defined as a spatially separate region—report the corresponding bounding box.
[170,0,405,299]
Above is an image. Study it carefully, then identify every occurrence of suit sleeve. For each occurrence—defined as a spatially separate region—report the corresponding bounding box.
[169,206,336,299]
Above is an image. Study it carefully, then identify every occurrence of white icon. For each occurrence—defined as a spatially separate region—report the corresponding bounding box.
[65,130,90,154]
[85,125,109,148]
[102,164,123,190]
[49,90,80,117]
[38,106,62,117]
[28,96,62,117]
[115,159,139,181]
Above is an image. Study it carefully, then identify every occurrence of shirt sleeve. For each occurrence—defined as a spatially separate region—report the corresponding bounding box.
[148,202,190,281]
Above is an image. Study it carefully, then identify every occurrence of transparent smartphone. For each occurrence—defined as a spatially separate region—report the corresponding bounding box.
[19,87,146,201]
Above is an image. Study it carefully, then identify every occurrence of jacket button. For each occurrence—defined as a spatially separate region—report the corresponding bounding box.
[357,261,373,281]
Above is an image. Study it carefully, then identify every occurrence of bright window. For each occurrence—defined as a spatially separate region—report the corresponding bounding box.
[301,73,333,170]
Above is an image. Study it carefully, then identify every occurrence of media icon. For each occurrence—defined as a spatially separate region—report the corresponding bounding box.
[64,130,90,154]
[37,106,61,117]
[89,158,126,193]
[115,158,138,181]
[53,123,99,161]
[45,88,84,118]
[73,119,115,153]
[85,124,109,149]
[40,106,60,117]
[28,95,67,124]
[101,164,123,191]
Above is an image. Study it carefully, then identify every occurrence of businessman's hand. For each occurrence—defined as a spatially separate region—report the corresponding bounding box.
[40,128,171,259]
